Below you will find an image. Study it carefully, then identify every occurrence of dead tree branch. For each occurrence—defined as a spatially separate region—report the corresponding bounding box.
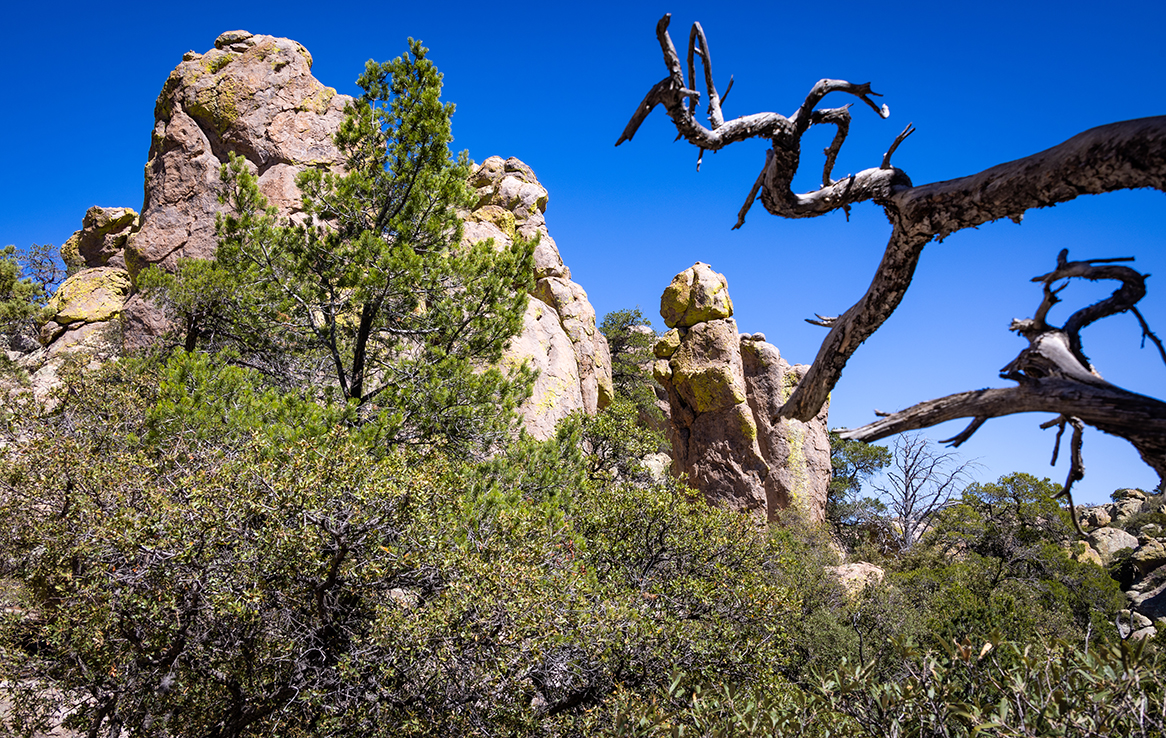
[621,14,1166,493]
[842,252,1166,489]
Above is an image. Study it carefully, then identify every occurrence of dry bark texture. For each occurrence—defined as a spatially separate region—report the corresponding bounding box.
[17,33,613,439]
[621,13,1166,496]
[654,263,829,523]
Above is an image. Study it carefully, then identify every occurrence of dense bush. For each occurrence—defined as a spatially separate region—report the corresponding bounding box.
[0,353,801,737]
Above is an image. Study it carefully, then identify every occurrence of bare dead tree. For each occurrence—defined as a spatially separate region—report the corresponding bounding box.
[618,14,1166,519]
[872,434,976,551]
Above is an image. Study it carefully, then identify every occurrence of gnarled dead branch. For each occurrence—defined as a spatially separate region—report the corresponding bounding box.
[620,13,1166,507]
[841,252,1166,507]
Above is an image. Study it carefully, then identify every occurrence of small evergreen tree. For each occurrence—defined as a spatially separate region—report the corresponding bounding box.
[827,432,892,553]
[599,308,660,424]
[0,244,57,354]
[143,41,535,452]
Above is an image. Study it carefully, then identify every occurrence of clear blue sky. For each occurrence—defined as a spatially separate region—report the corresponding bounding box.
[3,1,1164,504]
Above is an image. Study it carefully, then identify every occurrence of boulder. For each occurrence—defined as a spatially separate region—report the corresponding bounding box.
[1106,499,1145,525]
[660,262,733,328]
[1113,488,1148,502]
[1081,506,1112,530]
[1131,539,1166,576]
[1130,569,1166,621]
[1072,542,1104,567]
[654,263,829,523]
[61,206,138,270]
[44,268,132,329]
[1088,526,1139,565]
[827,562,885,597]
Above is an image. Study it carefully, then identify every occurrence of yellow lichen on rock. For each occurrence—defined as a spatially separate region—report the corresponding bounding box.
[47,268,132,326]
[468,205,516,240]
[660,262,733,328]
[669,319,747,414]
[654,328,681,358]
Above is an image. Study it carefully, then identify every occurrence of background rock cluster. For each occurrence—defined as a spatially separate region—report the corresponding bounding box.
[1075,488,1166,638]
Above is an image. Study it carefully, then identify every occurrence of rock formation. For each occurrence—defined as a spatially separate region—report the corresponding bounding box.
[14,32,611,437]
[463,156,613,439]
[5,207,136,404]
[653,262,830,523]
[1075,488,1166,638]
[121,30,353,348]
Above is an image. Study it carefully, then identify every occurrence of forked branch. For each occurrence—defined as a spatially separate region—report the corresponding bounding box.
[617,13,908,226]
[620,14,1166,491]
[841,253,1166,491]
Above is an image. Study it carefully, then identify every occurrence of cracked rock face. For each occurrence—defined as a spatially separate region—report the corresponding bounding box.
[655,263,829,524]
[120,30,353,348]
[128,30,350,275]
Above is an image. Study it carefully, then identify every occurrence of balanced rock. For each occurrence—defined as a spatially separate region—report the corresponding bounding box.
[654,263,829,523]
[660,262,733,328]
[61,206,138,270]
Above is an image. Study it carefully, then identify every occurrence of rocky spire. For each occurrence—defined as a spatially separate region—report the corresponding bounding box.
[653,262,830,523]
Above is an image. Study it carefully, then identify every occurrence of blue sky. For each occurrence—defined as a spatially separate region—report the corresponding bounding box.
[3,1,1164,504]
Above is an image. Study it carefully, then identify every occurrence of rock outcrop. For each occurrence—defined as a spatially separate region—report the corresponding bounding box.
[5,208,137,404]
[463,156,613,439]
[653,263,830,523]
[16,32,612,439]
[121,30,353,349]
[1076,489,1166,637]
[827,562,886,597]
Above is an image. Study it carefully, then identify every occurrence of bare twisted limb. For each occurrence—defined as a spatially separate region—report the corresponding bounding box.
[620,14,1166,500]
[842,252,1166,502]
[616,13,909,226]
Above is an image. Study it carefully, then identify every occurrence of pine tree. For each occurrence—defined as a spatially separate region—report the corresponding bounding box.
[145,40,535,452]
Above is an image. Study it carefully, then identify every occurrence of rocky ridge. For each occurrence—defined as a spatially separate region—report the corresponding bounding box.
[10,32,611,436]
[652,262,830,523]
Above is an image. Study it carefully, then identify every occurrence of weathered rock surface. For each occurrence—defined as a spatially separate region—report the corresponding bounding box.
[1088,526,1139,565]
[654,263,829,523]
[827,562,886,597]
[128,30,350,275]
[24,35,612,441]
[466,156,612,439]
[61,206,139,270]
[660,262,733,328]
[119,30,354,346]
